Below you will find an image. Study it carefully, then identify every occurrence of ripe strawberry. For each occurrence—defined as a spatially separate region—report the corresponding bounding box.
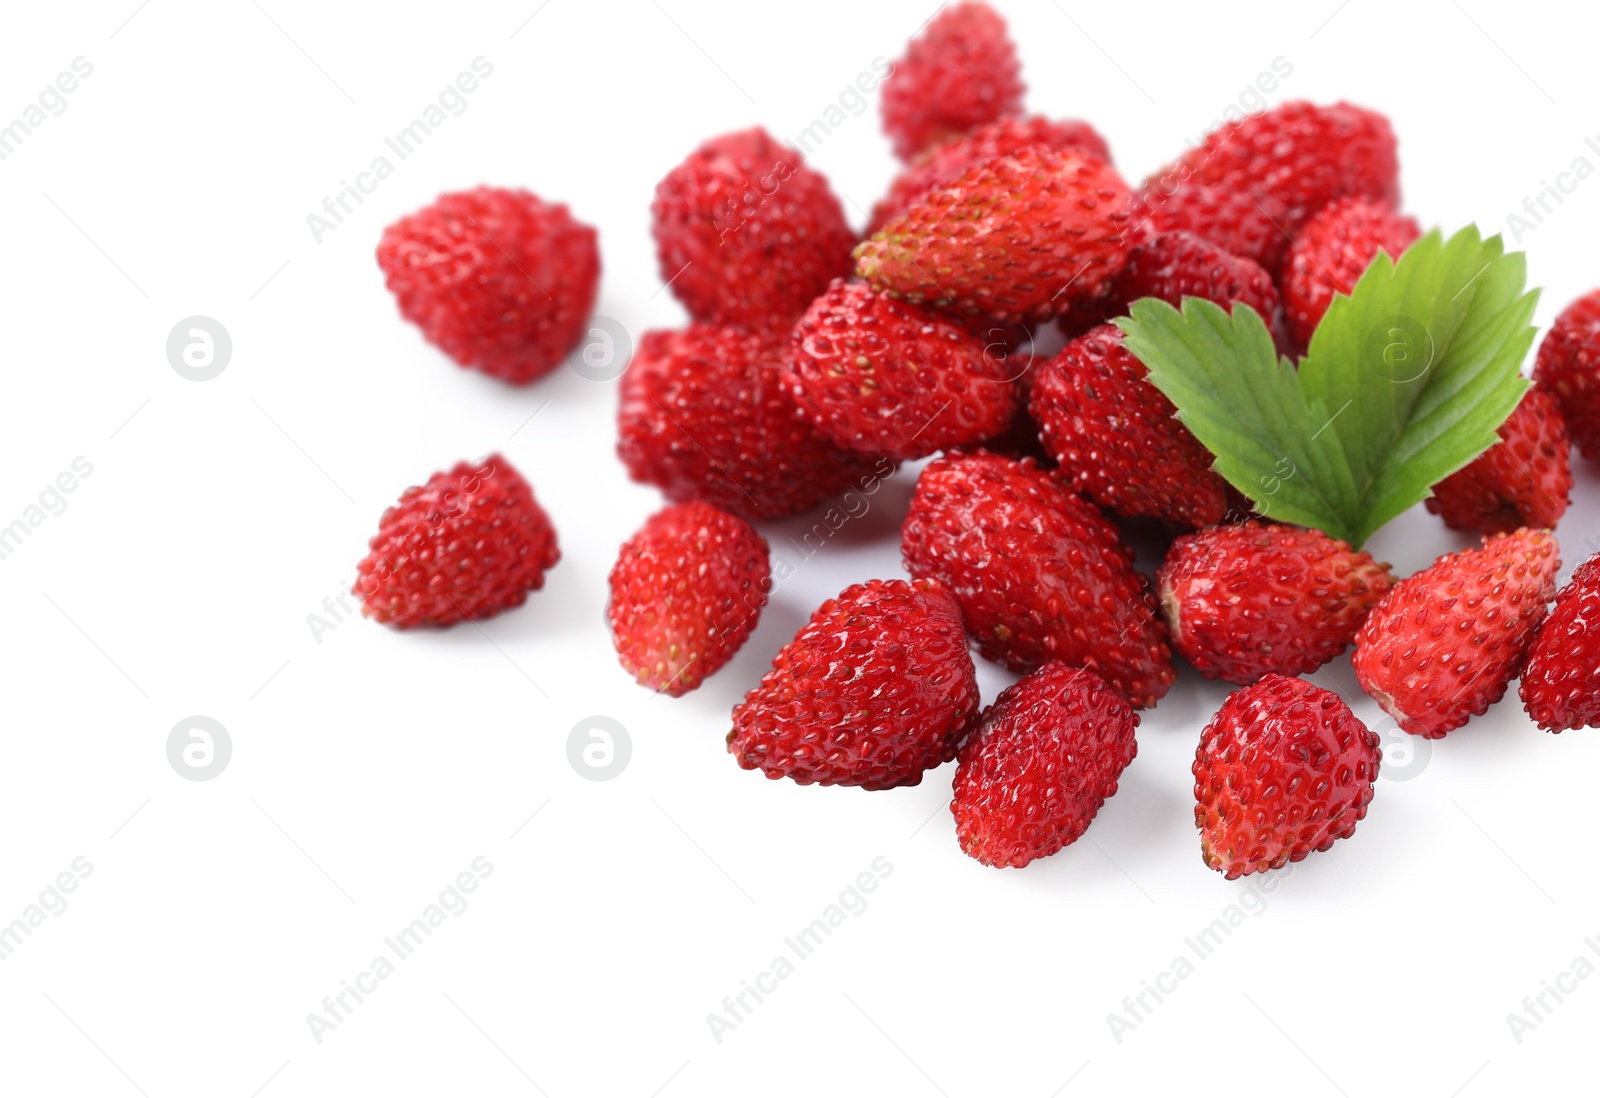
[855,147,1134,322]
[607,502,770,697]
[901,450,1175,708]
[1147,101,1400,234]
[727,578,980,789]
[617,324,884,521]
[871,116,1111,229]
[651,128,855,330]
[1103,231,1281,324]
[1425,387,1572,535]
[785,279,1020,459]
[1283,198,1421,348]
[881,1,1024,162]
[1128,182,1291,274]
[354,455,559,628]
[1158,521,1393,685]
[1520,555,1600,732]
[951,664,1138,868]
[1353,528,1560,738]
[376,187,599,385]
[1193,675,1381,880]
[1533,289,1600,460]
[1029,323,1228,528]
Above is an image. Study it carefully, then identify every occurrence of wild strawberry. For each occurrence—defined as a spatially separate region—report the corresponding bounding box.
[1158,521,1393,685]
[1147,101,1400,234]
[727,578,980,789]
[855,147,1134,322]
[651,128,855,330]
[607,502,770,697]
[1128,183,1291,274]
[1353,528,1560,738]
[1533,289,1600,460]
[1282,198,1421,348]
[354,455,559,628]
[871,116,1111,229]
[617,324,884,521]
[1029,323,1228,528]
[952,664,1138,868]
[1425,387,1572,535]
[376,187,599,385]
[880,1,1024,162]
[1193,674,1381,879]
[901,450,1174,707]
[785,279,1020,459]
[1520,555,1600,732]
[1103,231,1281,324]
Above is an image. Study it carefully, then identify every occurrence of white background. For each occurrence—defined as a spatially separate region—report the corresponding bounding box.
[1,1,1597,1094]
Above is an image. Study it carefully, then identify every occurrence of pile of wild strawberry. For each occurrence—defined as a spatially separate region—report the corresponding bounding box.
[356,3,1600,879]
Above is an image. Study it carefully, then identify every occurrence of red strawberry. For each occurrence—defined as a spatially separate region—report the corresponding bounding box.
[1353,528,1560,738]
[855,147,1134,322]
[1147,101,1400,234]
[952,664,1138,868]
[785,279,1020,459]
[607,502,770,697]
[1129,182,1291,274]
[1520,555,1600,732]
[1533,289,1600,460]
[376,187,599,385]
[1193,674,1381,879]
[1029,323,1228,528]
[651,128,855,330]
[1103,231,1281,324]
[880,1,1024,162]
[617,324,885,521]
[1282,198,1421,348]
[871,116,1111,229]
[727,578,980,789]
[1425,387,1572,535]
[355,455,559,628]
[901,450,1175,708]
[1158,521,1393,685]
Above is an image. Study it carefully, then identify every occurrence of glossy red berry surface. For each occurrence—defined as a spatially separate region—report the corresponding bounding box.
[1029,323,1228,528]
[1520,555,1600,732]
[1147,100,1400,234]
[952,664,1139,868]
[786,279,1020,459]
[1159,521,1393,685]
[1353,528,1560,738]
[901,450,1174,707]
[607,502,770,697]
[856,147,1134,322]
[1533,289,1600,460]
[728,578,980,789]
[617,324,885,521]
[376,187,599,385]
[1104,231,1281,324]
[1193,674,1381,879]
[1283,197,1420,348]
[1425,387,1572,535]
[651,127,854,330]
[880,1,1024,161]
[871,115,1111,229]
[355,455,560,628]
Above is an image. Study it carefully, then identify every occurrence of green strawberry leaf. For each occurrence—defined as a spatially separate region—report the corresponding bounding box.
[1114,226,1538,548]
